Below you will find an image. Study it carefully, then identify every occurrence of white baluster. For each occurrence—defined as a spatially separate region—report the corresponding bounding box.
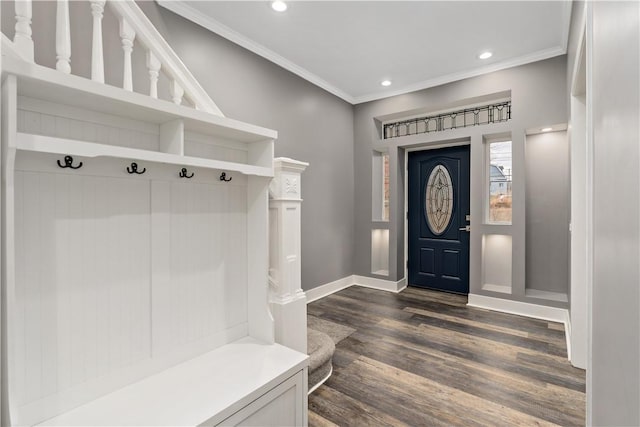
[170,80,184,106]
[90,0,106,83]
[56,0,71,73]
[14,0,34,61]
[119,17,136,91]
[146,51,161,99]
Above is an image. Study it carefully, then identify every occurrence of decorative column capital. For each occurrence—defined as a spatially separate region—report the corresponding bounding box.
[270,157,309,201]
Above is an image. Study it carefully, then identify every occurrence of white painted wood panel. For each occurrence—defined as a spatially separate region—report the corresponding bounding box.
[17,108,159,152]
[184,132,248,165]
[16,133,272,178]
[216,371,304,427]
[14,171,152,409]
[37,338,307,426]
[151,180,248,356]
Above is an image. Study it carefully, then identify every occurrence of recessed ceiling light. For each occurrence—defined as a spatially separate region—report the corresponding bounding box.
[271,1,287,12]
[478,51,493,60]
[541,127,553,132]
[381,80,392,87]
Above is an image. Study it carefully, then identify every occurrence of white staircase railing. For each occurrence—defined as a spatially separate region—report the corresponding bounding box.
[7,0,223,116]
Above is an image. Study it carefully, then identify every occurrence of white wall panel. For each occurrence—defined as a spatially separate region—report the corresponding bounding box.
[14,171,152,407]
[151,180,247,356]
[17,108,159,152]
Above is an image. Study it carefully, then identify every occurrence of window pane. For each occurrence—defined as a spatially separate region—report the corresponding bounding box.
[489,141,512,223]
[382,154,390,221]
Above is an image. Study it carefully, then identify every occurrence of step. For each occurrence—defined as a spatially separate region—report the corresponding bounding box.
[307,329,335,393]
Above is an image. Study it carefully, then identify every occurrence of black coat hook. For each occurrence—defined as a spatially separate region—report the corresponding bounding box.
[57,155,83,169]
[126,162,146,175]
[220,172,232,182]
[179,167,194,178]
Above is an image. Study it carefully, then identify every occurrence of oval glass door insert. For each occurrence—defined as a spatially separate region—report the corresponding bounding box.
[425,164,454,235]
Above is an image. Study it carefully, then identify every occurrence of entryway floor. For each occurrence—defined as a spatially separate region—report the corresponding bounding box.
[307,286,585,427]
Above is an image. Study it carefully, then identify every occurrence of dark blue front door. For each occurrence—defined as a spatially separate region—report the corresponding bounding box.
[408,146,470,294]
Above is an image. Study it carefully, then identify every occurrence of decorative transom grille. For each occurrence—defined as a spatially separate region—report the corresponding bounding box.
[383,101,511,139]
[425,164,454,235]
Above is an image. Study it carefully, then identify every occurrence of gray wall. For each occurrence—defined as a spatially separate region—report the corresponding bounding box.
[1,1,355,291]
[353,56,568,307]
[591,1,640,425]
[525,131,569,294]
[138,3,355,291]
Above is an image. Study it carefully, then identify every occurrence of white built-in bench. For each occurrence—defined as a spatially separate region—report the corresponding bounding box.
[1,1,309,425]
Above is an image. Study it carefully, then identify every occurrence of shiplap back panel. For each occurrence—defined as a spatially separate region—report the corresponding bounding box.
[13,164,249,422]
[14,171,152,407]
[184,131,249,165]
[17,96,160,152]
[151,180,248,356]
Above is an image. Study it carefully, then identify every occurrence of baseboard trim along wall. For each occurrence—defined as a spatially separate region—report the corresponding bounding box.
[467,293,572,360]
[305,276,354,303]
[467,293,569,323]
[305,275,406,303]
[353,275,407,293]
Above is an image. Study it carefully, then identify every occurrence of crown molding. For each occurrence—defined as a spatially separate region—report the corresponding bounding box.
[352,46,567,104]
[561,0,574,53]
[157,0,356,104]
[158,1,569,106]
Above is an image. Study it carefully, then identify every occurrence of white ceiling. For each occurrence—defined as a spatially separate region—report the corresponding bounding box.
[158,1,572,104]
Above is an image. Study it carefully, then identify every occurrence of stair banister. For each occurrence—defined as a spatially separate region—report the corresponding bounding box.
[90,0,106,83]
[107,1,223,115]
[13,0,34,62]
[119,17,136,91]
[56,0,71,74]
[8,0,222,116]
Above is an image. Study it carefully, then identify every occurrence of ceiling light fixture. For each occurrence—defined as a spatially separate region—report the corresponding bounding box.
[271,1,287,12]
[381,80,392,87]
[541,127,553,132]
[478,51,493,60]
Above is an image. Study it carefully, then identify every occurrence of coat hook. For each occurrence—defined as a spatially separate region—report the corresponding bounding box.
[220,172,232,182]
[57,155,83,169]
[179,167,194,178]
[126,162,146,175]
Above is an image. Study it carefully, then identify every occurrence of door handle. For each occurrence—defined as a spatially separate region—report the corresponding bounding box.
[459,225,470,232]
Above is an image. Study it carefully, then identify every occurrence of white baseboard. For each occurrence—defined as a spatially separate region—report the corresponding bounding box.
[353,275,407,293]
[564,311,572,362]
[305,276,354,303]
[467,293,569,324]
[468,293,571,360]
[306,275,407,303]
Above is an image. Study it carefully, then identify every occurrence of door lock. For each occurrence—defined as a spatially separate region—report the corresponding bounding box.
[459,225,471,232]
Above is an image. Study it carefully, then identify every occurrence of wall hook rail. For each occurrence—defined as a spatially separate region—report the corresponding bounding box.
[126,162,146,175]
[220,172,232,182]
[57,155,83,169]
[179,167,194,178]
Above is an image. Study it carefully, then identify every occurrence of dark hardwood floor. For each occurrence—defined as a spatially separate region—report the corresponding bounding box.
[308,286,586,427]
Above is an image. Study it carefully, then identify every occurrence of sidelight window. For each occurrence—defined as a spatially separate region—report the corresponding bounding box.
[487,140,512,223]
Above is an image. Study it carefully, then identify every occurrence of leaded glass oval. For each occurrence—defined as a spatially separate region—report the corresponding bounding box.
[425,164,454,235]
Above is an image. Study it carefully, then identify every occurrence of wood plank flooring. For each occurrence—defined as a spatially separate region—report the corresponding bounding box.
[308,286,586,427]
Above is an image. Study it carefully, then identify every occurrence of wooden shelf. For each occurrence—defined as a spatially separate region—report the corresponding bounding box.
[37,338,308,426]
[3,56,277,143]
[16,133,273,177]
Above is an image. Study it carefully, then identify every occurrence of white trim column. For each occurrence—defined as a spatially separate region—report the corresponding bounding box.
[269,157,309,354]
